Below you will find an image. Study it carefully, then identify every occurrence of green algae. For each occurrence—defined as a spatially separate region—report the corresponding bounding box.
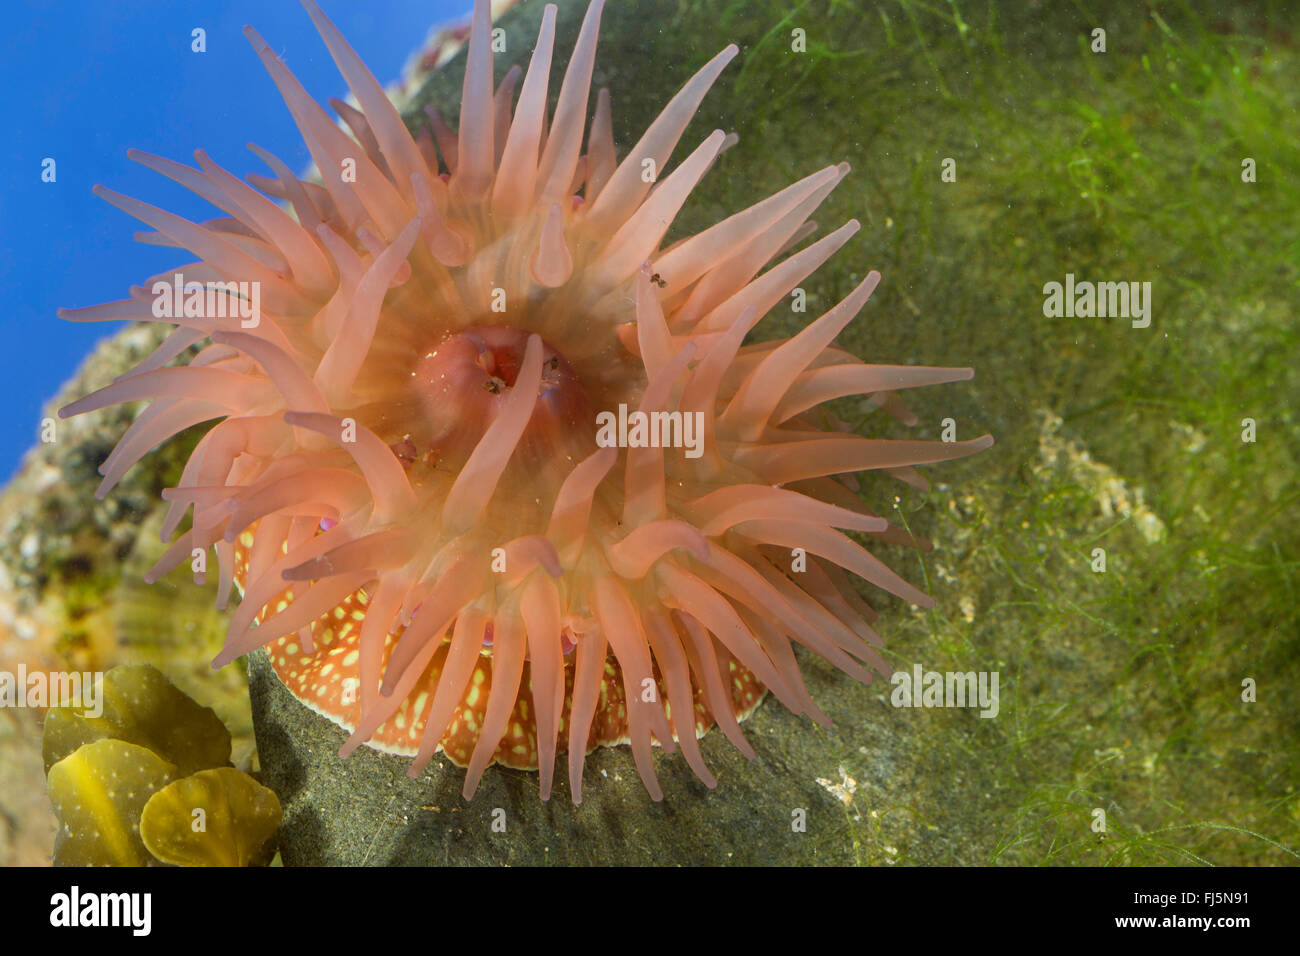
[639,0,1300,864]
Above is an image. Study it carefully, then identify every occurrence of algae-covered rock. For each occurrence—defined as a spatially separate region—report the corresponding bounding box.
[140,768,282,867]
[42,664,231,777]
[248,647,954,866]
[48,738,177,867]
[0,323,179,672]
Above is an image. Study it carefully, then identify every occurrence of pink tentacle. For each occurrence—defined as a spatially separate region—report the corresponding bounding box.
[567,625,608,805]
[491,3,556,217]
[520,574,565,801]
[606,520,710,579]
[462,610,525,799]
[408,606,490,777]
[642,610,717,788]
[592,576,665,800]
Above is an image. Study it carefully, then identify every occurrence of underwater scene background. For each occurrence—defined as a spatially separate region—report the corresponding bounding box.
[1,0,1296,865]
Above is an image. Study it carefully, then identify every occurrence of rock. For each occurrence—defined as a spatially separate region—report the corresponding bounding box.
[248,646,981,865]
[0,707,57,866]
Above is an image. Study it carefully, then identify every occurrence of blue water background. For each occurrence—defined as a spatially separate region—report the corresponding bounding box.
[0,0,466,479]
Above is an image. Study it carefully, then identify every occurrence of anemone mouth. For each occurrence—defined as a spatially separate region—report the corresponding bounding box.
[413,324,586,414]
[460,325,549,391]
[356,300,646,465]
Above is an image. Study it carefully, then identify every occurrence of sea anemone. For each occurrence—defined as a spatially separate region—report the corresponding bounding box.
[60,0,992,804]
